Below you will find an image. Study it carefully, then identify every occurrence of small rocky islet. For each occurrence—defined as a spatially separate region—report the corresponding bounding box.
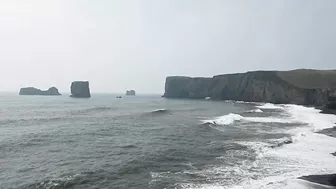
[126,90,136,96]
[19,87,61,96]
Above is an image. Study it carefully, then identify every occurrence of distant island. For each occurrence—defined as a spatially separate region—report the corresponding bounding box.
[19,87,61,96]
[126,90,136,96]
[70,81,91,98]
[163,69,336,110]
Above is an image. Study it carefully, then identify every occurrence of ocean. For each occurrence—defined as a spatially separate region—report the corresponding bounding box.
[1,93,336,189]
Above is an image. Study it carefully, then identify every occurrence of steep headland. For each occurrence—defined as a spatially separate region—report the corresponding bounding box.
[19,87,61,96]
[70,81,91,98]
[163,69,336,106]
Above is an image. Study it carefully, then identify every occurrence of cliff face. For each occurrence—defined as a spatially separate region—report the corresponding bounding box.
[164,76,212,99]
[19,87,61,96]
[70,81,91,98]
[163,70,336,106]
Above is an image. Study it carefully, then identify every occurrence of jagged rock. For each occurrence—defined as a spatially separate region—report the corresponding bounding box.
[126,90,136,96]
[70,81,91,98]
[19,87,61,96]
[163,69,336,106]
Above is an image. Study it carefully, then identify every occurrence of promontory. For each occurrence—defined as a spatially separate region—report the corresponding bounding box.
[163,69,336,107]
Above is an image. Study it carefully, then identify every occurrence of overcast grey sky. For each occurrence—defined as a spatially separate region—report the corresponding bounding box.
[0,0,335,93]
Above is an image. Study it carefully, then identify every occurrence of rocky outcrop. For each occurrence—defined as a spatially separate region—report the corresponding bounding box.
[70,81,91,98]
[321,94,336,114]
[163,69,336,106]
[126,90,136,96]
[19,87,61,96]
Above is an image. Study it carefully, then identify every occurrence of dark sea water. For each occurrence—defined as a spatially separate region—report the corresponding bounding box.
[1,93,336,189]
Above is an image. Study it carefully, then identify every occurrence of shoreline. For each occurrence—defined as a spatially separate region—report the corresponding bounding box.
[298,108,336,187]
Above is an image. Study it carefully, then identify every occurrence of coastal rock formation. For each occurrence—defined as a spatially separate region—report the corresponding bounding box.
[70,81,91,98]
[163,69,336,106]
[19,87,61,96]
[299,174,336,187]
[322,94,336,114]
[126,90,136,96]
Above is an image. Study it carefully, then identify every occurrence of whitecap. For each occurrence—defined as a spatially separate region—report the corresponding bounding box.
[202,113,243,125]
[243,116,296,124]
[256,103,285,110]
[202,113,296,126]
[246,109,263,113]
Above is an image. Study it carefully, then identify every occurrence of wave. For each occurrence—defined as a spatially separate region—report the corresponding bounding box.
[0,116,66,125]
[243,116,296,124]
[246,109,263,113]
[232,105,336,189]
[202,113,243,125]
[202,113,297,126]
[71,106,116,114]
[256,103,285,110]
[147,109,171,116]
[178,104,336,189]
[119,144,138,149]
[151,109,169,113]
[23,173,84,189]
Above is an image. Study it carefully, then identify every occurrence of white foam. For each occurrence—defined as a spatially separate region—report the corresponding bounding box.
[244,117,295,124]
[202,113,243,125]
[284,104,336,131]
[257,103,285,110]
[202,113,295,126]
[247,109,263,113]
[195,104,336,189]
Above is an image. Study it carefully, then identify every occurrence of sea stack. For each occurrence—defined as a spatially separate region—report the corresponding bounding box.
[70,81,91,98]
[19,87,61,96]
[126,90,136,96]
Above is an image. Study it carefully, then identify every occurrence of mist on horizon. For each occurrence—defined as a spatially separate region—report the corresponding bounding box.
[0,0,335,93]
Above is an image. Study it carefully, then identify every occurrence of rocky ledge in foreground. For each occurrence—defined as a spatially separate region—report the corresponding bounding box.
[70,81,91,98]
[299,174,336,187]
[19,87,61,96]
[163,69,336,106]
[126,90,136,96]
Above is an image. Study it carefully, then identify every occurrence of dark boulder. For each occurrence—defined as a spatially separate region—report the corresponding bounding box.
[70,81,91,98]
[126,90,136,96]
[19,87,61,96]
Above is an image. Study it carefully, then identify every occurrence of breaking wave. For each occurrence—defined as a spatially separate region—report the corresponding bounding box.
[256,103,285,110]
[202,113,243,125]
[145,109,172,116]
[202,113,297,126]
[151,109,170,114]
[246,109,263,113]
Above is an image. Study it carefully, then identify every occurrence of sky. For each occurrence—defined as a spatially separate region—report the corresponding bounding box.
[0,0,335,93]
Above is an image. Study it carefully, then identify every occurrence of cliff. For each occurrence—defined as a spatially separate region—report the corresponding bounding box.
[70,81,91,98]
[163,69,336,106]
[19,87,61,96]
[126,90,136,96]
